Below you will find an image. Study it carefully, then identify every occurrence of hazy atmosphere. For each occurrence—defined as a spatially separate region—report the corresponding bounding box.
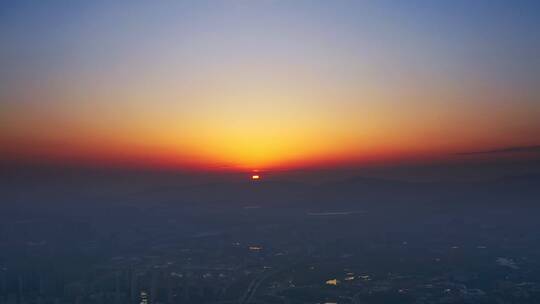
[1,1,540,304]
[2,0,539,171]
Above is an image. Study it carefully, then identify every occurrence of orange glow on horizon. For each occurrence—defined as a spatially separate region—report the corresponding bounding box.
[1,2,540,173]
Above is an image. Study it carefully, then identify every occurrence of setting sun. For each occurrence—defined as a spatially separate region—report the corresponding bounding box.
[1,2,540,303]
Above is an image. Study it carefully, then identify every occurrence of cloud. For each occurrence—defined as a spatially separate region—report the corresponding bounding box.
[456,145,540,155]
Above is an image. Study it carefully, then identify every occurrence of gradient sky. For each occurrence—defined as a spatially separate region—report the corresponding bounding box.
[1,0,539,171]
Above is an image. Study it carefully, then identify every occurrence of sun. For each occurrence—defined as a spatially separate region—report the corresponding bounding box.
[251,174,260,180]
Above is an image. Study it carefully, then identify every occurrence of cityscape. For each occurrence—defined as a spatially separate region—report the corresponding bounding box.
[1,172,539,303]
[1,1,540,303]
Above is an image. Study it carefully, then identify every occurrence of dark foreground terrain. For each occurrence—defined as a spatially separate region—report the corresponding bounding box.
[1,170,540,304]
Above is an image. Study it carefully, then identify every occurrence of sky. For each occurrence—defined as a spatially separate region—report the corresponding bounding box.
[1,0,539,172]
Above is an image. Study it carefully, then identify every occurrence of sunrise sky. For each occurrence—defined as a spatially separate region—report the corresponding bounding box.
[1,1,539,171]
